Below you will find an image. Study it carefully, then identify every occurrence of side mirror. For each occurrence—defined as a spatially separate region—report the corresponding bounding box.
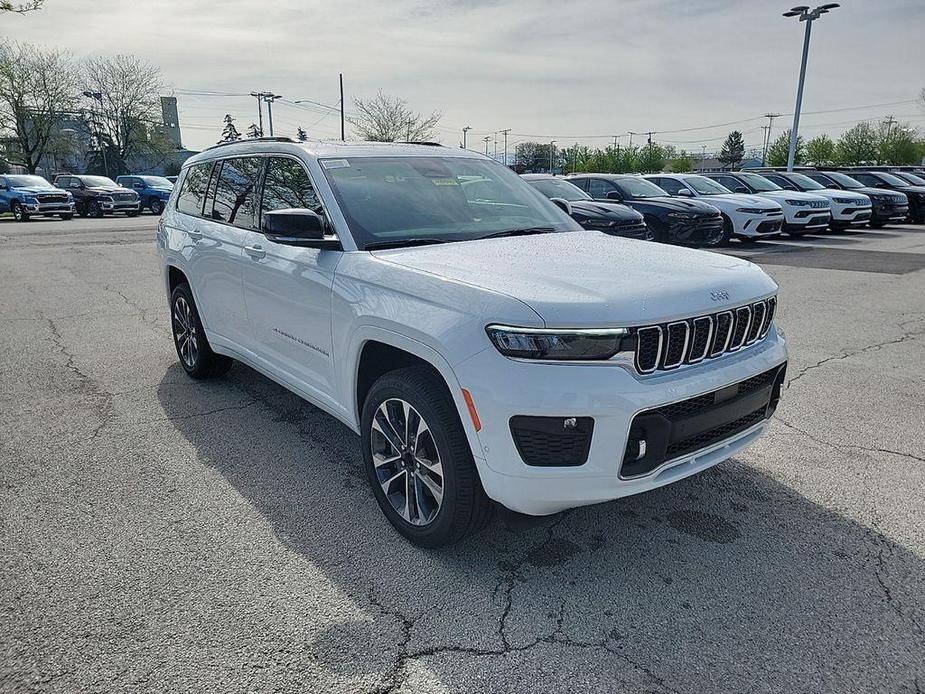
[605,190,623,202]
[733,185,749,194]
[549,197,573,216]
[134,183,144,189]
[263,208,340,249]
[676,188,693,197]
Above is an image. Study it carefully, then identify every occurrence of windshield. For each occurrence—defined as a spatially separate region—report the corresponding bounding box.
[897,172,925,186]
[873,172,909,187]
[320,156,577,248]
[6,175,52,188]
[824,172,864,189]
[140,176,174,188]
[81,176,117,187]
[739,173,782,192]
[526,177,590,201]
[616,177,668,199]
[684,176,731,195]
[788,173,825,191]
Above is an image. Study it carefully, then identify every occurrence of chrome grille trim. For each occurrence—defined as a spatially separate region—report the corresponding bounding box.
[661,321,690,370]
[635,326,663,374]
[687,316,713,364]
[632,298,776,375]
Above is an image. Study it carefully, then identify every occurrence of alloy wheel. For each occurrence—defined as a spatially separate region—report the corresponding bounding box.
[370,398,444,526]
[172,296,199,368]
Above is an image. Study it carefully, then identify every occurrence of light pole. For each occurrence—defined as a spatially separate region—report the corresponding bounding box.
[782,3,840,171]
[249,91,266,136]
[82,90,108,178]
[500,128,511,165]
[462,126,471,149]
[483,135,490,155]
[549,141,556,173]
[262,93,282,136]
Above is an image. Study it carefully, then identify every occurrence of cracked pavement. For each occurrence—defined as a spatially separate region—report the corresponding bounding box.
[1,217,924,693]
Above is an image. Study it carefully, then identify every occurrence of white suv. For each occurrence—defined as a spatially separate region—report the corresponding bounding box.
[157,140,788,547]
[759,171,873,229]
[702,171,831,236]
[644,173,784,243]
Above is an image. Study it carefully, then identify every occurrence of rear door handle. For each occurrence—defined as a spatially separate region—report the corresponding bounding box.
[244,244,266,260]
[186,229,202,240]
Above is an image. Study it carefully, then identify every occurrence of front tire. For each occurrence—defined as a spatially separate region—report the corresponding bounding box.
[88,200,104,218]
[703,215,733,247]
[150,199,164,215]
[170,283,233,379]
[60,213,74,221]
[644,216,667,243]
[361,367,492,547]
[126,210,140,217]
[11,201,29,222]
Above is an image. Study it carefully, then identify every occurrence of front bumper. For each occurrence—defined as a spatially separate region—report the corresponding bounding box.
[100,200,141,212]
[24,202,75,215]
[870,201,909,223]
[734,211,784,237]
[783,210,830,232]
[667,215,724,245]
[830,202,873,226]
[454,328,788,515]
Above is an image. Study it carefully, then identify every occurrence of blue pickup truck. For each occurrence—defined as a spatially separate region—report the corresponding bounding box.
[0,174,75,221]
[115,175,174,215]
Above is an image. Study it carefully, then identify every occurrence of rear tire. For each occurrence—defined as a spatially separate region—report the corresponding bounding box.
[361,366,492,547]
[169,283,233,379]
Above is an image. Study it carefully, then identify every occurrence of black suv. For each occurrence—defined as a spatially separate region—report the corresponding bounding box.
[846,171,924,223]
[566,174,723,246]
[53,174,141,218]
[805,171,909,227]
[521,174,649,240]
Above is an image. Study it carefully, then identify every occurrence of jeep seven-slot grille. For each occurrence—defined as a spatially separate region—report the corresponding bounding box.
[634,297,776,374]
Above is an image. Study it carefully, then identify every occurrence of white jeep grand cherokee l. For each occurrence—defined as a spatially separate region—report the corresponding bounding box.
[157,140,788,547]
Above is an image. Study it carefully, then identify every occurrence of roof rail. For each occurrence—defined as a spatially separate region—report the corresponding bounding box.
[204,136,295,151]
[399,141,444,147]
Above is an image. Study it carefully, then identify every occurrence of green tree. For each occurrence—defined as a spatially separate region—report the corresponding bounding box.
[718,131,745,169]
[296,126,308,142]
[805,134,835,165]
[0,0,44,13]
[670,150,694,173]
[878,121,920,165]
[0,42,78,173]
[767,130,804,167]
[348,90,440,142]
[637,142,667,173]
[219,114,241,143]
[835,122,878,164]
[246,123,260,139]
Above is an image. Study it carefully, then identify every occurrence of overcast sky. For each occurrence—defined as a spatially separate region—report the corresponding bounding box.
[8,0,925,154]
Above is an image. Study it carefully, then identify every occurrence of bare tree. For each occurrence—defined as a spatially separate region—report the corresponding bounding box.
[0,41,77,173]
[0,0,44,13]
[348,90,441,142]
[81,54,171,164]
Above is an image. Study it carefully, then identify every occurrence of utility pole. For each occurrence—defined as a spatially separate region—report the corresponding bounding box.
[701,144,707,161]
[627,131,634,148]
[262,93,282,136]
[762,112,782,165]
[462,126,471,149]
[500,128,511,165]
[250,91,266,136]
[493,132,498,160]
[82,90,108,177]
[407,118,413,141]
[883,114,896,140]
[483,135,490,155]
[782,3,840,171]
[339,73,345,141]
[549,141,556,173]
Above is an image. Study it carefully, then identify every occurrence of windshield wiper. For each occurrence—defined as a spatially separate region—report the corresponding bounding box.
[364,238,450,251]
[477,226,556,240]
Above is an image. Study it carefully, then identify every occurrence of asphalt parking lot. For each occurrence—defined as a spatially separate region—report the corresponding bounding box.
[1,216,923,694]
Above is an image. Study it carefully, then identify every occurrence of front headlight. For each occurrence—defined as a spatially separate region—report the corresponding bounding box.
[785,199,810,206]
[99,195,113,202]
[22,196,38,204]
[832,197,854,204]
[667,212,696,219]
[736,207,766,214]
[486,325,632,361]
[583,218,616,228]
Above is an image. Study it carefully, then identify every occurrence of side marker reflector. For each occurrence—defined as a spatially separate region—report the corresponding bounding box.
[461,388,481,432]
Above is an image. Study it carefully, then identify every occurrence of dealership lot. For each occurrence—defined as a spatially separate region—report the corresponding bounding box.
[1,217,923,693]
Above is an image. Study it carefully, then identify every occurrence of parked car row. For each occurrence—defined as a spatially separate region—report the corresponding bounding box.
[0,173,175,221]
[523,168,922,247]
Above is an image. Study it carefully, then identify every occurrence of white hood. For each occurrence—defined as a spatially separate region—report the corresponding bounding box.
[699,193,781,210]
[755,190,829,205]
[806,188,870,203]
[373,232,777,327]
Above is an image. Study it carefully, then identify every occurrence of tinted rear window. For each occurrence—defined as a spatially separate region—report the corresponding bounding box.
[176,163,212,216]
[211,157,263,229]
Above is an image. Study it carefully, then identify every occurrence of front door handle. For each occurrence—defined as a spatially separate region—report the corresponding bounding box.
[186,229,202,240]
[244,244,266,260]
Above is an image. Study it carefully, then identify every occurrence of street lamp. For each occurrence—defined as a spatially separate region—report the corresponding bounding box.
[782,3,840,171]
[462,126,471,149]
[549,141,556,173]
